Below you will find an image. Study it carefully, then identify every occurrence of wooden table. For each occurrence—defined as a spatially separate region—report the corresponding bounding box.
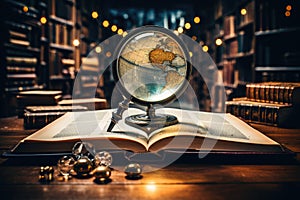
[0,116,300,199]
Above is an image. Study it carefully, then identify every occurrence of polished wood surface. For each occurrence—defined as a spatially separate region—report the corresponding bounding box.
[0,117,300,199]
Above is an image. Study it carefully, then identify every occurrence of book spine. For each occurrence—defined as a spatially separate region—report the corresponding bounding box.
[245,84,299,105]
[246,84,255,101]
[226,102,281,127]
[24,112,65,129]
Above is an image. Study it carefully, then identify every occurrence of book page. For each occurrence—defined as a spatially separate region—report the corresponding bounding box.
[24,109,150,151]
[148,108,279,150]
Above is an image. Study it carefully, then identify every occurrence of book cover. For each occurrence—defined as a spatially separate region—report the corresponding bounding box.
[226,98,300,128]
[58,98,107,110]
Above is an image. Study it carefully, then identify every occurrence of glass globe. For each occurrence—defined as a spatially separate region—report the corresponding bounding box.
[115,26,190,105]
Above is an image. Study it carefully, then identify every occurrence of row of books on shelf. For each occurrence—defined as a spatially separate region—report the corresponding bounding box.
[226,82,300,128]
[237,30,253,54]
[238,1,254,28]
[222,60,236,85]
[246,82,300,105]
[224,39,238,58]
[223,16,235,37]
[5,56,39,92]
[49,22,73,47]
[216,33,253,64]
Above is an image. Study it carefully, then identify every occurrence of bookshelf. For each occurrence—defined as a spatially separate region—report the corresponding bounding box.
[254,0,300,82]
[208,0,300,112]
[47,0,77,96]
[0,0,107,116]
[0,0,46,116]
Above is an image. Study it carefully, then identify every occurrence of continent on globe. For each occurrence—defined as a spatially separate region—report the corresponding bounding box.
[162,70,185,92]
[149,48,175,70]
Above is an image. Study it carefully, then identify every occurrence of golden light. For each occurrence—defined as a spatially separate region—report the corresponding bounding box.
[215,38,223,46]
[241,8,247,16]
[117,29,124,35]
[173,30,179,35]
[145,182,157,192]
[111,25,117,32]
[122,31,128,37]
[177,27,184,34]
[105,51,112,57]
[192,36,197,41]
[40,17,47,24]
[23,6,29,12]
[189,52,193,57]
[285,11,291,17]
[91,11,98,19]
[95,46,102,53]
[184,22,191,30]
[202,45,209,52]
[286,5,292,11]
[73,39,80,47]
[194,16,201,24]
[102,20,109,28]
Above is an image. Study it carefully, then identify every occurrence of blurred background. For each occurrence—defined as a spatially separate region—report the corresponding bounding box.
[0,0,299,119]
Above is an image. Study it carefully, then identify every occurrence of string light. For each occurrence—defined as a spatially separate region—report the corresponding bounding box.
[177,27,184,34]
[111,25,117,32]
[105,52,112,57]
[194,16,200,24]
[92,11,98,19]
[122,31,128,37]
[23,6,28,12]
[173,30,179,35]
[117,29,124,35]
[40,17,47,24]
[192,36,197,41]
[102,20,109,28]
[215,38,223,46]
[189,52,193,57]
[285,11,291,17]
[202,45,209,52]
[73,39,80,47]
[95,46,102,53]
[184,22,191,30]
[286,5,292,11]
[241,8,247,15]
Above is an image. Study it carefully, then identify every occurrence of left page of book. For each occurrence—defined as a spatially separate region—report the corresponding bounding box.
[12,109,150,153]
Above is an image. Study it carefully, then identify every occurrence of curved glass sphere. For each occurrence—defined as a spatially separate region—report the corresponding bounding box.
[116,28,188,103]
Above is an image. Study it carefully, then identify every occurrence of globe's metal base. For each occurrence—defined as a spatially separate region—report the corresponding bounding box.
[125,114,178,134]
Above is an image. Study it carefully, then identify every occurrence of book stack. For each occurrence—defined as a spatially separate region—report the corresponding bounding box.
[226,82,300,128]
[17,90,63,117]
[58,98,108,110]
[24,105,88,129]
[23,97,108,129]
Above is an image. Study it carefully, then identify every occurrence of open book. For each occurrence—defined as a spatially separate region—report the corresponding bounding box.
[7,108,287,157]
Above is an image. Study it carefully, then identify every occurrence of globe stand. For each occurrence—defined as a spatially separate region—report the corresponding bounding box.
[125,104,178,134]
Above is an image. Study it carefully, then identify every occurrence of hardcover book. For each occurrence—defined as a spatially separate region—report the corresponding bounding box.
[7,108,289,158]
[226,98,299,128]
[246,82,300,105]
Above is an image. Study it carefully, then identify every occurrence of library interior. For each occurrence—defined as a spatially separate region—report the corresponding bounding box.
[0,0,300,199]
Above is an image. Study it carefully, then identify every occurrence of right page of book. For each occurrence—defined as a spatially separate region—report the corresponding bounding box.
[147,108,280,152]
